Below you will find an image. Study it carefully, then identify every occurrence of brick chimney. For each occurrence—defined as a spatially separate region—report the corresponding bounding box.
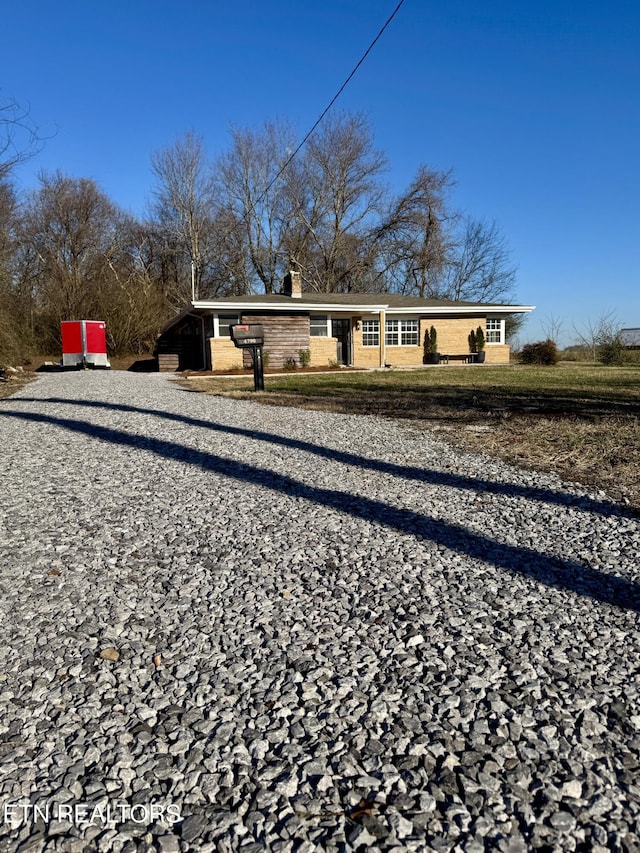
[282,270,302,298]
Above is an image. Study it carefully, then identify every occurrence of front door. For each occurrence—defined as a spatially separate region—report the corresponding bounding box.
[332,319,352,365]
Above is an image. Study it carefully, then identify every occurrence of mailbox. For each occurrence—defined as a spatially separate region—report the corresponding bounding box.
[230,324,265,391]
[230,324,264,348]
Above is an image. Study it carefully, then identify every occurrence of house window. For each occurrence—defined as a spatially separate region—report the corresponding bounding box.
[362,319,380,347]
[486,318,504,344]
[385,318,419,346]
[310,315,329,337]
[217,314,240,338]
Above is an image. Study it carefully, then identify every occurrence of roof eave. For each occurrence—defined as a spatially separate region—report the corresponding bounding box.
[189,299,536,315]
[190,300,388,313]
[159,304,196,335]
[380,304,537,315]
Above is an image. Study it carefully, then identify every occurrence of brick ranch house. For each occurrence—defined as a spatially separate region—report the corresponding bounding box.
[156,271,535,372]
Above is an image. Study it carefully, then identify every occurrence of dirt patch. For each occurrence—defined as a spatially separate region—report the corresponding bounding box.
[0,372,36,400]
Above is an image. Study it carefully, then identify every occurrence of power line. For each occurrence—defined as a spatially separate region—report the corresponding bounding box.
[255,0,406,207]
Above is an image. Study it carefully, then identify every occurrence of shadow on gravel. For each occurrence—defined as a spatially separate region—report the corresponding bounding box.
[2,408,638,613]
[16,397,626,520]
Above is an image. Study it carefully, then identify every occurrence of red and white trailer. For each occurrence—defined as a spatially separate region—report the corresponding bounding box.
[60,320,111,369]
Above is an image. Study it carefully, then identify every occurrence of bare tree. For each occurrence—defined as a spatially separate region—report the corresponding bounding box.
[151,132,216,301]
[505,314,527,345]
[14,174,176,355]
[148,112,520,308]
[440,218,517,303]
[216,121,298,293]
[95,216,174,355]
[573,310,621,362]
[18,171,120,347]
[0,96,45,362]
[376,165,455,296]
[202,206,252,296]
[0,180,16,270]
[291,112,387,293]
[542,313,565,345]
[0,180,27,363]
[0,96,44,181]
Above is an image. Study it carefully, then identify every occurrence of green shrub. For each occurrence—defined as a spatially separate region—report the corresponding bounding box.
[520,339,559,365]
[283,357,297,370]
[598,334,627,366]
[298,349,311,368]
[424,326,438,363]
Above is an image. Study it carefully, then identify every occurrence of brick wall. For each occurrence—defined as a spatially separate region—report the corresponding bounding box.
[383,346,424,367]
[353,318,384,368]
[425,317,481,356]
[210,339,243,371]
[361,315,505,367]
[309,337,339,366]
[484,344,511,363]
[428,318,510,363]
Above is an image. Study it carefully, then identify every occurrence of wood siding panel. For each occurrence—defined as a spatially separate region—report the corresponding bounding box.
[240,313,310,369]
[158,353,179,372]
[156,334,202,370]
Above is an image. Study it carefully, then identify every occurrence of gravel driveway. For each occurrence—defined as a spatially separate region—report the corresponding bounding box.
[1,371,639,852]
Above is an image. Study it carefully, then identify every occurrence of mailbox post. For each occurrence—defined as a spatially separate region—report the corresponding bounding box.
[230,324,265,391]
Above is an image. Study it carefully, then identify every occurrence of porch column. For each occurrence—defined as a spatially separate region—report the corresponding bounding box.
[379,309,386,367]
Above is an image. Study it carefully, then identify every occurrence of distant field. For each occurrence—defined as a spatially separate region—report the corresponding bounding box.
[185,363,640,512]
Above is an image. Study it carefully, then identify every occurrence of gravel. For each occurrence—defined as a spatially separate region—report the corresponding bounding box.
[0,370,639,852]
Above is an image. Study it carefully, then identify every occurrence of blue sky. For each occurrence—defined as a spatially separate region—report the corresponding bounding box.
[3,0,639,345]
